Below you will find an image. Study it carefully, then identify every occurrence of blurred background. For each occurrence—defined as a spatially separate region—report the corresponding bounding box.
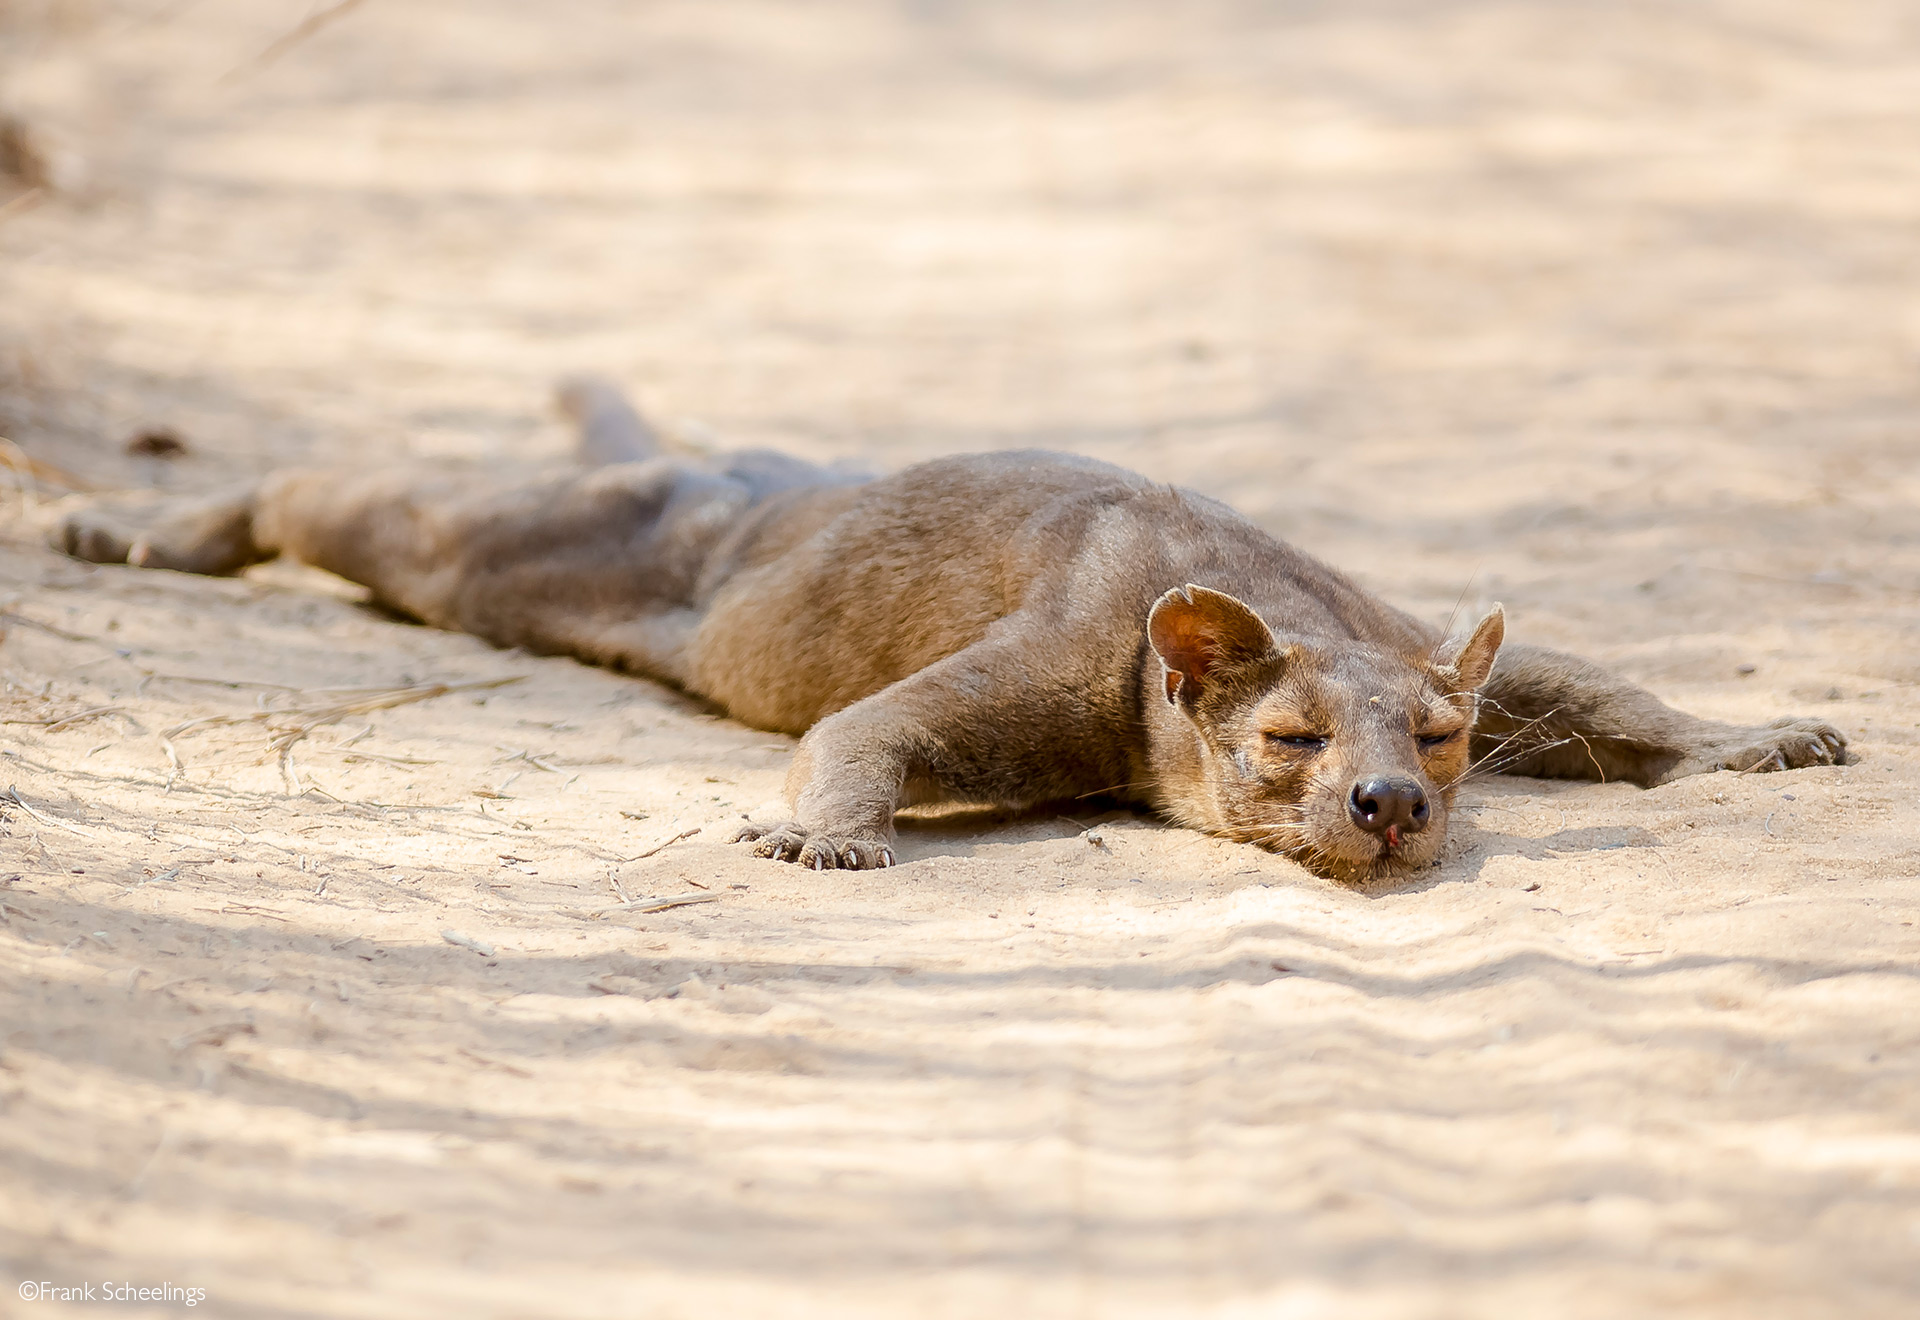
[7,0,1919,659]
[2,9,1914,459]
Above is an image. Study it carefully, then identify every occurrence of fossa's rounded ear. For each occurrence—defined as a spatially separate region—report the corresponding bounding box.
[1437,604,1505,692]
[1148,585,1277,705]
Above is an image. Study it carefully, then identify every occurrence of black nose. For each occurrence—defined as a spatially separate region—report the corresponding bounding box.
[1347,776,1431,836]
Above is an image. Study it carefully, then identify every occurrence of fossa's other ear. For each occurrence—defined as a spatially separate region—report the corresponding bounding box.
[1147,584,1277,705]
[1437,604,1505,692]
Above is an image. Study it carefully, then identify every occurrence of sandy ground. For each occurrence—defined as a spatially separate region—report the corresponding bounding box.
[2,1,1919,1316]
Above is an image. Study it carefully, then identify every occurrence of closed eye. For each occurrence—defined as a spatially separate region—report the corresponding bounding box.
[1266,733,1327,750]
[1418,730,1461,748]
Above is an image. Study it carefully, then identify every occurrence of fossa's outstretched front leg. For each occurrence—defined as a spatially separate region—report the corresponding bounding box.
[1472,643,1847,786]
[733,619,1125,870]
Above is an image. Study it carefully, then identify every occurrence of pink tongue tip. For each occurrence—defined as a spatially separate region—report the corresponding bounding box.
[1385,825,1402,849]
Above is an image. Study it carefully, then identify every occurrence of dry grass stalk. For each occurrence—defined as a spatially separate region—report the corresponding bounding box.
[0,608,101,643]
[0,188,43,226]
[2,784,98,837]
[625,826,700,861]
[604,893,718,914]
[169,1022,255,1051]
[441,929,495,957]
[2,703,126,732]
[222,0,369,82]
[0,438,94,495]
[457,1047,531,1077]
[162,676,524,792]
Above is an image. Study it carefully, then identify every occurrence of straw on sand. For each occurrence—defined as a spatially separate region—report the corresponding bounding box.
[163,676,525,792]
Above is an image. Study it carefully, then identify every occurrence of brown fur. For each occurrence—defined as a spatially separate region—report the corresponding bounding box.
[56,382,1848,881]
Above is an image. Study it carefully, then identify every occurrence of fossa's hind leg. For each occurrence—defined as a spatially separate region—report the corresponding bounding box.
[59,375,671,575]
[58,458,757,686]
[53,377,869,686]
[56,484,269,576]
[253,460,754,682]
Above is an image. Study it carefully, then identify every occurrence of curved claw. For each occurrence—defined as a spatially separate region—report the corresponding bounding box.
[732,820,897,870]
[1728,716,1852,775]
[748,826,808,863]
[837,840,898,870]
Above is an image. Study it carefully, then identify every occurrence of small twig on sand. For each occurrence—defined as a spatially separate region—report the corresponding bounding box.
[124,1126,172,1196]
[2,785,98,838]
[0,616,315,695]
[602,893,718,914]
[457,1047,531,1078]
[222,0,369,82]
[0,610,100,643]
[441,929,496,958]
[44,704,128,732]
[493,747,563,773]
[149,672,302,692]
[164,676,523,794]
[0,438,94,494]
[2,705,128,733]
[159,737,184,790]
[624,827,700,862]
[209,902,289,921]
[0,188,44,227]
[336,749,438,768]
[170,1022,255,1051]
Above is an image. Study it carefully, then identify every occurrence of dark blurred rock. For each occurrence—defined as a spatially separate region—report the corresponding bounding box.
[126,427,190,458]
[0,115,50,191]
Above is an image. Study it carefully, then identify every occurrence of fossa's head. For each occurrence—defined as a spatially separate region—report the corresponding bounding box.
[1147,585,1504,883]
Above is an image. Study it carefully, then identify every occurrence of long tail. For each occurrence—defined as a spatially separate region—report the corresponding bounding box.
[553,374,662,466]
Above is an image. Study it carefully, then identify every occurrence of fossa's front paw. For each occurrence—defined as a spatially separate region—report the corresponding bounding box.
[1681,717,1849,777]
[731,820,896,870]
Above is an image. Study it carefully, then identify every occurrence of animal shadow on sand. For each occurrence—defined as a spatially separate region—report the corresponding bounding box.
[888,794,1667,898]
